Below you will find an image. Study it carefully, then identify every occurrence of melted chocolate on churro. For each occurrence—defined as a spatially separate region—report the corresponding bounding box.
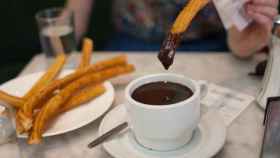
[158,33,182,70]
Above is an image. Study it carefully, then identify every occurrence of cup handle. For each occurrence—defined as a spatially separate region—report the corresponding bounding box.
[198,80,208,99]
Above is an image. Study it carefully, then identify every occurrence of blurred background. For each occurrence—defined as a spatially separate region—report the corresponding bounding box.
[0,0,279,83]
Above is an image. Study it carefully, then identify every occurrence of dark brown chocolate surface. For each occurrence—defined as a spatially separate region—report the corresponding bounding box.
[158,33,182,70]
[131,81,193,105]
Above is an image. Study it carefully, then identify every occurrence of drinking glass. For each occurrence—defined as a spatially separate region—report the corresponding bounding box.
[36,7,77,57]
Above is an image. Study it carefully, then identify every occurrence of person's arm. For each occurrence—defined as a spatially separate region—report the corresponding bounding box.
[227,0,278,58]
[65,0,95,41]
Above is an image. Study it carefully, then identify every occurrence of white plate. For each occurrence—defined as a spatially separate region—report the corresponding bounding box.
[99,105,226,158]
[0,70,115,137]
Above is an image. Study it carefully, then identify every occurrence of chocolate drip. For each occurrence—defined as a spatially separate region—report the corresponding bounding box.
[158,33,182,70]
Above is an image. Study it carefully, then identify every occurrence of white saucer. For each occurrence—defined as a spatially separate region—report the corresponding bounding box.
[99,105,226,158]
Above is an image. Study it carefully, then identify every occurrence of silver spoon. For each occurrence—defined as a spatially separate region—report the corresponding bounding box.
[88,122,128,149]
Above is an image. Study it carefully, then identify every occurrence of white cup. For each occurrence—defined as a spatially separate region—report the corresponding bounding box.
[125,73,207,151]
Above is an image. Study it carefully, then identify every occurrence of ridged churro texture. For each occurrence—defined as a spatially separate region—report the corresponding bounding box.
[61,84,106,113]
[23,54,66,99]
[171,0,209,34]
[28,64,135,144]
[0,90,24,108]
[17,55,128,131]
[78,38,93,70]
[0,43,134,144]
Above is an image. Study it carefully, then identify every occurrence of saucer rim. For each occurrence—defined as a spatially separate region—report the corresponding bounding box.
[99,105,226,158]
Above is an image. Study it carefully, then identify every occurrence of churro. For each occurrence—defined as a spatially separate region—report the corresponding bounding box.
[16,111,25,134]
[78,38,93,70]
[158,0,209,70]
[18,55,127,131]
[28,64,135,144]
[60,84,105,113]
[23,54,66,99]
[0,90,24,108]
[171,0,209,34]
[0,54,65,108]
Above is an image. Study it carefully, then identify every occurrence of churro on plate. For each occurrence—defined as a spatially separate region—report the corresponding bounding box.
[0,37,135,144]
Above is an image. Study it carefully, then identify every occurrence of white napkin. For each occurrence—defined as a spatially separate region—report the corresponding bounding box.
[202,83,254,126]
[213,0,252,30]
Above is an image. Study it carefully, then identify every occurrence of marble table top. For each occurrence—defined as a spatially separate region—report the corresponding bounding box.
[1,52,266,158]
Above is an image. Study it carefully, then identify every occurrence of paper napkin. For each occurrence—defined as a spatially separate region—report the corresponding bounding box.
[213,0,252,30]
[202,83,254,126]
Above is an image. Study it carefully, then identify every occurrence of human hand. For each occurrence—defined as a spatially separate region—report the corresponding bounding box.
[245,0,278,33]
[229,0,278,57]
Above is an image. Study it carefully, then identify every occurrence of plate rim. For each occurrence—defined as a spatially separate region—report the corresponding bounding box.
[0,70,115,138]
[39,81,114,137]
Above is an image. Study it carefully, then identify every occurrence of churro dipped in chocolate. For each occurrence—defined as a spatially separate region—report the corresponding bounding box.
[158,0,209,69]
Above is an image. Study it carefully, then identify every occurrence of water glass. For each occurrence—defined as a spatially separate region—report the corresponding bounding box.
[36,7,77,57]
